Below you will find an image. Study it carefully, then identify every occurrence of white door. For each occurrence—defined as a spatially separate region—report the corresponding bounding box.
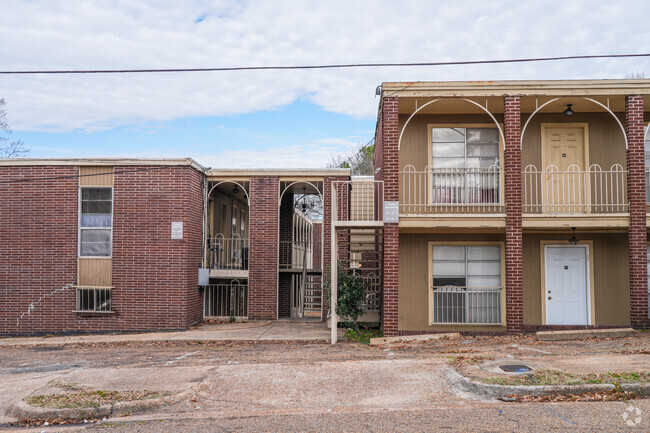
[545,246,590,325]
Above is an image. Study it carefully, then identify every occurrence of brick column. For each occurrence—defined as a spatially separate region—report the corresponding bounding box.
[381,97,399,336]
[248,176,279,320]
[504,96,523,332]
[278,192,293,318]
[625,95,649,328]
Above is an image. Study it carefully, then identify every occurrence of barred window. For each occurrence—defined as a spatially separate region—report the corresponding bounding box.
[76,287,112,313]
[431,245,502,324]
[79,187,112,257]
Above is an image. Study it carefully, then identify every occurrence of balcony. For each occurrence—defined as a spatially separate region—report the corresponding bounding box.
[207,234,249,278]
[399,165,503,216]
[522,164,628,215]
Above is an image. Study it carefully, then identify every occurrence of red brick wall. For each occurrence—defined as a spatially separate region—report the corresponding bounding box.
[0,165,204,336]
[0,166,78,335]
[381,97,399,336]
[248,176,279,320]
[625,95,649,327]
[313,222,322,270]
[504,96,524,332]
[277,192,293,317]
[112,165,204,330]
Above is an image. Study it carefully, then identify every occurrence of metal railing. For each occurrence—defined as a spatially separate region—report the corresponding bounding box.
[399,165,502,215]
[207,234,249,270]
[204,281,248,317]
[76,287,112,313]
[361,273,381,313]
[431,286,502,325]
[279,240,320,269]
[332,180,384,224]
[523,164,627,214]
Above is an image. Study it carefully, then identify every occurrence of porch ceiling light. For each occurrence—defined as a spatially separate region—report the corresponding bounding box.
[232,185,240,195]
[568,227,578,245]
[563,104,574,116]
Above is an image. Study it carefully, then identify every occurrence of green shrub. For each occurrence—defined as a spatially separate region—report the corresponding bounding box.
[324,264,367,333]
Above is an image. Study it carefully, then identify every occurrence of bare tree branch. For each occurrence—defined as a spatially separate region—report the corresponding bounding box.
[0,98,28,158]
[327,140,374,176]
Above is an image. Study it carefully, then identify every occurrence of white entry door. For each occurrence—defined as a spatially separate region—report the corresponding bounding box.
[545,246,590,325]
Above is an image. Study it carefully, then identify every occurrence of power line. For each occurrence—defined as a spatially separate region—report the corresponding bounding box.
[0,164,181,184]
[1,53,649,75]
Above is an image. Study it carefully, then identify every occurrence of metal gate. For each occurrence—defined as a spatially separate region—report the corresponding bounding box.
[204,280,248,318]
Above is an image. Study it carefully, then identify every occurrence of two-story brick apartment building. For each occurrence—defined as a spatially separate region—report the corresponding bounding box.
[2,79,650,338]
[373,79,650,336]
[0,159,350,335]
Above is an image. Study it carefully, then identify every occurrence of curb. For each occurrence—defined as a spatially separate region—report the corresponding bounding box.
[444,368,649,399]
[369,332,461,346]
[7,374,211,423]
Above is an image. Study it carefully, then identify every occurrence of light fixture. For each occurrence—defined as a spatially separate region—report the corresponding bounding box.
[232,185,240,195]
[563,104,574,116]
[568,227,578,245]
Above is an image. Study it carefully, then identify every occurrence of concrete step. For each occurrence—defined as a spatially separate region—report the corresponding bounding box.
[535,328,636,341]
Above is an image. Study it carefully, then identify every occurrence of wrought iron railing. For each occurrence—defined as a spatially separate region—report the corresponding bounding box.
[430,286,502,325]
[204,281,248,317]
[332,180,384,224]
[399,165,502,215]
[523,164,627,214]
[207,234,249,271]
[280,239,321,269]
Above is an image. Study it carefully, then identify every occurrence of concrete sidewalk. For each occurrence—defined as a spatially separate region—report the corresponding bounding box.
[0,321,342,347]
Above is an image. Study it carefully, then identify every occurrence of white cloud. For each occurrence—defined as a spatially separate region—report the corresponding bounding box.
[1,0,649,132]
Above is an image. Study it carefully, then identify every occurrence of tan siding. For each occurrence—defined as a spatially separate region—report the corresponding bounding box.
[78,258,112,287]
[522,233,629,326]
[79,166,114,186]
[521,113,626,170]
[398,232,506,332]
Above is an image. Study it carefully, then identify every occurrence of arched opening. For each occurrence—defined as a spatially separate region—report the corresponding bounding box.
[204,180,250,319]
[519,97,630,215]
[278,180,324,320]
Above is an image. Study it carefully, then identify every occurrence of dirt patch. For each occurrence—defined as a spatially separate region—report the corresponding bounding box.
[501,390,642,403]
[481,369,649,386]
[26,389,171,409]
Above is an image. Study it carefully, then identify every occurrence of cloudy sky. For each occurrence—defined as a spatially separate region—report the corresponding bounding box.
[1,0,649,168]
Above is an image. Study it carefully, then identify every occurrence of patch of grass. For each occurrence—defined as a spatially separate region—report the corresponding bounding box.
[343,328,383,344]
[481,369,649,386]
[25,390,172,409]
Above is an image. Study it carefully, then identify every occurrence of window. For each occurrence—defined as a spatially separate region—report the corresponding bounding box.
[79,187,112,257]
[76,287,112,312]
[431,244,502,324]
[431,127,500,204]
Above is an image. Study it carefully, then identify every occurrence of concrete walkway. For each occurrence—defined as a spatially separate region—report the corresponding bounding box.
[0,321,342,347]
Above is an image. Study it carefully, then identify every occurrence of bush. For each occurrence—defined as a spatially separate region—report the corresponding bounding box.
[324,264,366,333]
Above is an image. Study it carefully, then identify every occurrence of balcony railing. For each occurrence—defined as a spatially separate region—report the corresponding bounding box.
[279,240,321,269]
[204,281,248,318]
[332,180,384,224]
[400,165,502,216]
[523,164,627,214]
[207,234,249,271]
[430,286,502,325]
